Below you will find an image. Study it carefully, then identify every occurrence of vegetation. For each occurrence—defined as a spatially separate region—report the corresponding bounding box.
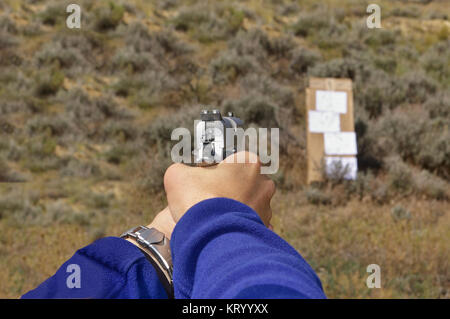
[0,0,448,298]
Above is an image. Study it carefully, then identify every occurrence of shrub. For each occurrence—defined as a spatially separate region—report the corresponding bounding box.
[0,14,18,34]
[420,40,450,83]
[142,105,202,146]
[63,89,126,128]
[363,29,398,48]
[93,2,124,31]
[279,3,300,16]
[354,114,384,171]
[210,50,260,84]
[22,135,66,173]
[21,22,43,37]
[221,74,295,126]
[291,6,331,37]
[416,129,450,180]
[33,68,64,97]
[100,120,139,142]
[309,57,369,81]
[0,159,27,182]
[305,187,332,205]
[313,20,349,50]
[223,94,279,128]
[103,143,140,165]
[424,92,450,119]
[289,47,322,75]
[134,146,173,194]
[390,7,421,18]
[413,170,448,200]
[34,33,99,72]
[378,110,449,180]
[230,28,295,59]
[132,71,179,109]
[60,158,101,178]
[426,11,449,20]
[401,71,437,104]
[123,22,192,57]
[0,191,43,225]
[25,115,73,137]
[356,70,407,117]
[391,205,412,221]
[172,3,244,42]
[386,157,414,195]
[0,31,18,49]
[39,3,67,26]
[111,48,162,73]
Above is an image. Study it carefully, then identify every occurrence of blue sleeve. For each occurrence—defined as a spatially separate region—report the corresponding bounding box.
[21,237,167,299]
[171,198,326,299]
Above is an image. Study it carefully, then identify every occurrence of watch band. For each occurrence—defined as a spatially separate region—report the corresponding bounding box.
[120,226,174,298]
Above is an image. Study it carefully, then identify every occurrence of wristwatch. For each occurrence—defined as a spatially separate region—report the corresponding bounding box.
[120,226,174,298]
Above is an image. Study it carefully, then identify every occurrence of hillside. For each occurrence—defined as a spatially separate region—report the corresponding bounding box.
[0,0,448,298]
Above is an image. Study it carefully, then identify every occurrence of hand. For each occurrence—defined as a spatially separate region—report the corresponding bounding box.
[146,206,176,239]
[163,151,276,227]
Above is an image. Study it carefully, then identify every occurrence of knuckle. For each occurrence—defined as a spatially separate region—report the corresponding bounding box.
[163,163,182,188]
[267,179,276,197]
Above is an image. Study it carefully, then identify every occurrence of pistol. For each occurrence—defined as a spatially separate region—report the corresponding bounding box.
[193,109,244,165]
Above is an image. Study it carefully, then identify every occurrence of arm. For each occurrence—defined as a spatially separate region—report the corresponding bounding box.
[164,151,326,299]
[171,198,326,299]
[21,208,175,299]
[21,237,168,299]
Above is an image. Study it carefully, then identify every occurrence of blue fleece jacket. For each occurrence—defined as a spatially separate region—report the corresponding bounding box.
[22,198,326,299]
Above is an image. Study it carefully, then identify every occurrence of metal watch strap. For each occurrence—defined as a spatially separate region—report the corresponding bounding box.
[120,226,174,298]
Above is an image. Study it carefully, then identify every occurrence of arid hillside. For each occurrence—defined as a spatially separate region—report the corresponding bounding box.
[0,0,448,298]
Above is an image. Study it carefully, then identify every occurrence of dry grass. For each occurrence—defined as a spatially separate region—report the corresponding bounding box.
[0,0,448,298]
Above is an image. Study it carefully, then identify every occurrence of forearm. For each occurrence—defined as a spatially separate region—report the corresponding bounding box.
[171,198,326,299]
[21,237,168,299]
